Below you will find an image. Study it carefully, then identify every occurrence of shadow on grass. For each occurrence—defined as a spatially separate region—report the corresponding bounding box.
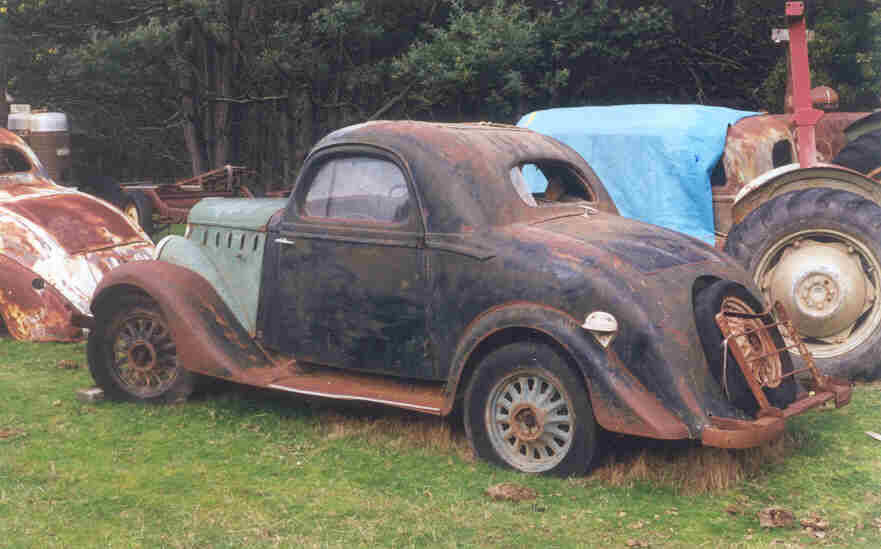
[193,380,792,493]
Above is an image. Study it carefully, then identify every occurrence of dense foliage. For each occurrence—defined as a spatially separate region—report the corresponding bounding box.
[1,0,879,186]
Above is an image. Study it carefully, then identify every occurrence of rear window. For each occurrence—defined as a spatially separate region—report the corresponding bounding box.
[0,147,32,176]
[511,161,597,207]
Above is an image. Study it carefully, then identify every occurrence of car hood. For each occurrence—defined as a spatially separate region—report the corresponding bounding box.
[188,197,288,230]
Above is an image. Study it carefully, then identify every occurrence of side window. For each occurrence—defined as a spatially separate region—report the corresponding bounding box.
[303,156,412,224]
[514,161,596,206]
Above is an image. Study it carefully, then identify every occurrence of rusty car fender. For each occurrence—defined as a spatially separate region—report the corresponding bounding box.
[90,261,296,386]
[441,301,690,440]
[731,163,881,226]
[0,254,82,341]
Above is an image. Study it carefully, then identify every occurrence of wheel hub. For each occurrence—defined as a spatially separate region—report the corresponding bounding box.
[768,241,867,338]
[128,340,158,372]
[722,296,783,388]
[509,404,544,442]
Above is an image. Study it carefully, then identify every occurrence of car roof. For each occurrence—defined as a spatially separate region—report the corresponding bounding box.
[309,120,601,234]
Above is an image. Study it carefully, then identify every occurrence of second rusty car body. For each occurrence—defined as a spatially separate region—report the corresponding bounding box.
[0,128,154,341]
[85,121,849,475]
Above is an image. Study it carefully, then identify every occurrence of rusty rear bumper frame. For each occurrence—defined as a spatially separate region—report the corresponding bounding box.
[702,301,852,449]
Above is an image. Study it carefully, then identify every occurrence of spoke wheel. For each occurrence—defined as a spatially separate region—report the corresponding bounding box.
[694,280,796,415]
[721,296,783,388]
[108,307,179,398]
[487,372,574,472]
[465,342,595,476]
[88,294,194,403]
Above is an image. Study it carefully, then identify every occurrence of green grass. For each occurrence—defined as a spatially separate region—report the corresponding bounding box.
[1,337,880,548]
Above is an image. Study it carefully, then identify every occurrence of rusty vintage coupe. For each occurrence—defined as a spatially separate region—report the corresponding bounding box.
[0,128,154,341]
[85,121,850,475]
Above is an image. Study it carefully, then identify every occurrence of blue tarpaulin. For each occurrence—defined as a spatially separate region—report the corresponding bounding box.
[517,105,759,244]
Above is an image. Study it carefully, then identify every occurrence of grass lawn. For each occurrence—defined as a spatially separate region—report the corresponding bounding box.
[1,337,880,548]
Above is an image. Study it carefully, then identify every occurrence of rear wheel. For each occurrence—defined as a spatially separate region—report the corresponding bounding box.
[694,280,796,415]
[464,342,596,476]
[87,294,194,403]
[725,188,881,380]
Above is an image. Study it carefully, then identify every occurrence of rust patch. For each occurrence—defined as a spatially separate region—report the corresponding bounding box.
[2,193,143,254]
[0,254,82,341]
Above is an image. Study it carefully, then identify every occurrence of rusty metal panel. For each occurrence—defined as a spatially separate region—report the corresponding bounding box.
[1,126,155,341]
[0,254,81,341]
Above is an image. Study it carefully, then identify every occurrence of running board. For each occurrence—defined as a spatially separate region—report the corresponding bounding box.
[268,367,446,415]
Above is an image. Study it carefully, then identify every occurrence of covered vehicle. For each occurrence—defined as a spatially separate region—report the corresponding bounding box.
[0,128,154,341]
[85,121,849,475]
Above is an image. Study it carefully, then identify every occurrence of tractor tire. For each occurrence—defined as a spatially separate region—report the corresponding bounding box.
[832,128,881,174]
[725,188,881,380]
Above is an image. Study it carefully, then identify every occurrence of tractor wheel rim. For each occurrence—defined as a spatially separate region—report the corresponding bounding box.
[756,229,881,359]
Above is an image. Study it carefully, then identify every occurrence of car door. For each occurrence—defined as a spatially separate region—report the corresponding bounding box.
[262,148,432,378]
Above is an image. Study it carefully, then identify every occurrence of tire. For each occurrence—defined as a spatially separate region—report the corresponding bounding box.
[694,280,796,415]
[122,190,154,235]
[464,341,596,476]
[832,128,881,174]
[87,294,194,403]
[725,188,881,380]
[85,176,127,207]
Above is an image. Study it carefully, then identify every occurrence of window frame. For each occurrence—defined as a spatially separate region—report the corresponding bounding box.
[286,146,422,231]
[510,159,600,207]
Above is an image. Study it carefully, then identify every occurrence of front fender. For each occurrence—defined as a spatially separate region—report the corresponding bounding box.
[91,261,292,385]
[155,234,256,335]
[732,164,881,225]
[443,302,690,440]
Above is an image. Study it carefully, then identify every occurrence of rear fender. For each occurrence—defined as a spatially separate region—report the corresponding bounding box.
[732,164,881,225]
[443,302,690,439]
[0,254,81,341]
[90,261,294,385]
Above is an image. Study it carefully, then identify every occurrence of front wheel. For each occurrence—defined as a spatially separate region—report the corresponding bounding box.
[87,294,194,403]
[464,342,596,476]
[725,188,881,380]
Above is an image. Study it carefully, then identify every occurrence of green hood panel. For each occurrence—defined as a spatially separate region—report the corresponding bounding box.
[188,197,287,230]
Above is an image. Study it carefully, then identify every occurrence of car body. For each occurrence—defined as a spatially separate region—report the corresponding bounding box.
[86,121,850,475]
[0,128,154,341]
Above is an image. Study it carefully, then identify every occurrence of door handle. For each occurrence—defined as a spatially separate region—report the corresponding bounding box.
[275,237,296,245]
